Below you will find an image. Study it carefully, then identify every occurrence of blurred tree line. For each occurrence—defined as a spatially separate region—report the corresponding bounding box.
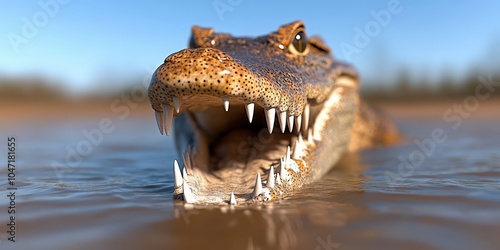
[0,75,144,103]
[361,68,500,102]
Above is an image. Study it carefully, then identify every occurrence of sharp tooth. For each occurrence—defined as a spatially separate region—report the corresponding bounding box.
[280,166,287,181]
[182,167,195,203]
[155,111,164,135]
[287,115,294,133]
[229,192,237,205]
[162,104,174,136]
[222,96,229,111]
[267,166,275,188]
[173,160,183,188]
[280,157,285,174]
[245,103,254,123]
[252,172,263,197]
[172,97,180,113]
[308,128,315,144]
[302,104,310,132]
[298,133,304,147]
[292,139,302,159]
[276,173,282,185]
[295,114,302,132]
[182,180,196,203]
[278,111,287,133]
[264,108,276,134]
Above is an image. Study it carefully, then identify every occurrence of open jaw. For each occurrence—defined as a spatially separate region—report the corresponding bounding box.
[162,95,314,204]
[150,83,357,205]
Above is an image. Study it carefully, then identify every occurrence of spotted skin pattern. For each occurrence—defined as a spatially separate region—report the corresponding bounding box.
[149,21,356,116]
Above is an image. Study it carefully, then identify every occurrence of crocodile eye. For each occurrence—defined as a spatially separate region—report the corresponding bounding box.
[289,30,309,55]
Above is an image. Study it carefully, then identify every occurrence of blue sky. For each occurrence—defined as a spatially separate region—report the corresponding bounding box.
[1,0,499,92]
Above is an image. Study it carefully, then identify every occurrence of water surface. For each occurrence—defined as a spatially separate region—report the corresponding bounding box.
[1,113,499,250]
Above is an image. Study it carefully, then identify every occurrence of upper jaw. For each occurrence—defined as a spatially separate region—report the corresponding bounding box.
[148,46,324,117]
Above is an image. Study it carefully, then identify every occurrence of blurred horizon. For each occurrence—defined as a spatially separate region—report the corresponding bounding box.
[1,0,499,94]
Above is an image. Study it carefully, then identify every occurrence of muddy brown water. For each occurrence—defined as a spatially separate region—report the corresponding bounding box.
[1,108,500,250]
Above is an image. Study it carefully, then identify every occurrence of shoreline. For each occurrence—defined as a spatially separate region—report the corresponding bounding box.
[1,97,499,127]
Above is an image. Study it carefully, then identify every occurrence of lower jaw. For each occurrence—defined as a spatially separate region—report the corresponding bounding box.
[172,115,316,204]
[169,87,357,205]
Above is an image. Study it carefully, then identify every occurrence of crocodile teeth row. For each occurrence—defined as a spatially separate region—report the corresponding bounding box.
[155,99,311,136]
[173,129,312,204]
[250,137,308,199]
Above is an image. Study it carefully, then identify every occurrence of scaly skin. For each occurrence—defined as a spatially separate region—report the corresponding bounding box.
[148,21,398,205]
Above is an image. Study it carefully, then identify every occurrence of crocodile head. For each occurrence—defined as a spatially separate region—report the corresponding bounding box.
[148,21,359,204]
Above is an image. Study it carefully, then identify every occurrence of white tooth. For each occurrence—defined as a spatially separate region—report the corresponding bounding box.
[280,167,287,181]
[253,172,263,197]
[172,97,180,113]
[182,167,188,178]
[302,104,310,132]
[264,108,276,134]
[292,139,301,159]
[308,128,314,145]
[276,173,282,185]
[174,160,183,188]
[162,104,174,136]
[278,111,287,133]
[295,114,302,132]
[222,96,229,111]
[229,192,237,205]
[267,166,275,188]
[182,180,196,203]
[298,133,304,147]
[245,103,254,123]
[155,111,164,135]
[287,115,294,133]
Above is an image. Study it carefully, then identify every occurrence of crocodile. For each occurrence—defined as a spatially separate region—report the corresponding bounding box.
[148,21,398,205]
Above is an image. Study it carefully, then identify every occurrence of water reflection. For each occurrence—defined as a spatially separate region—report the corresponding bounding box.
[167,153,365,250]
[2,117,500,249]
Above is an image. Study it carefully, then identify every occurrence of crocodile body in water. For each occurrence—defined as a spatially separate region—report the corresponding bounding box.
[148,21,398,205]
